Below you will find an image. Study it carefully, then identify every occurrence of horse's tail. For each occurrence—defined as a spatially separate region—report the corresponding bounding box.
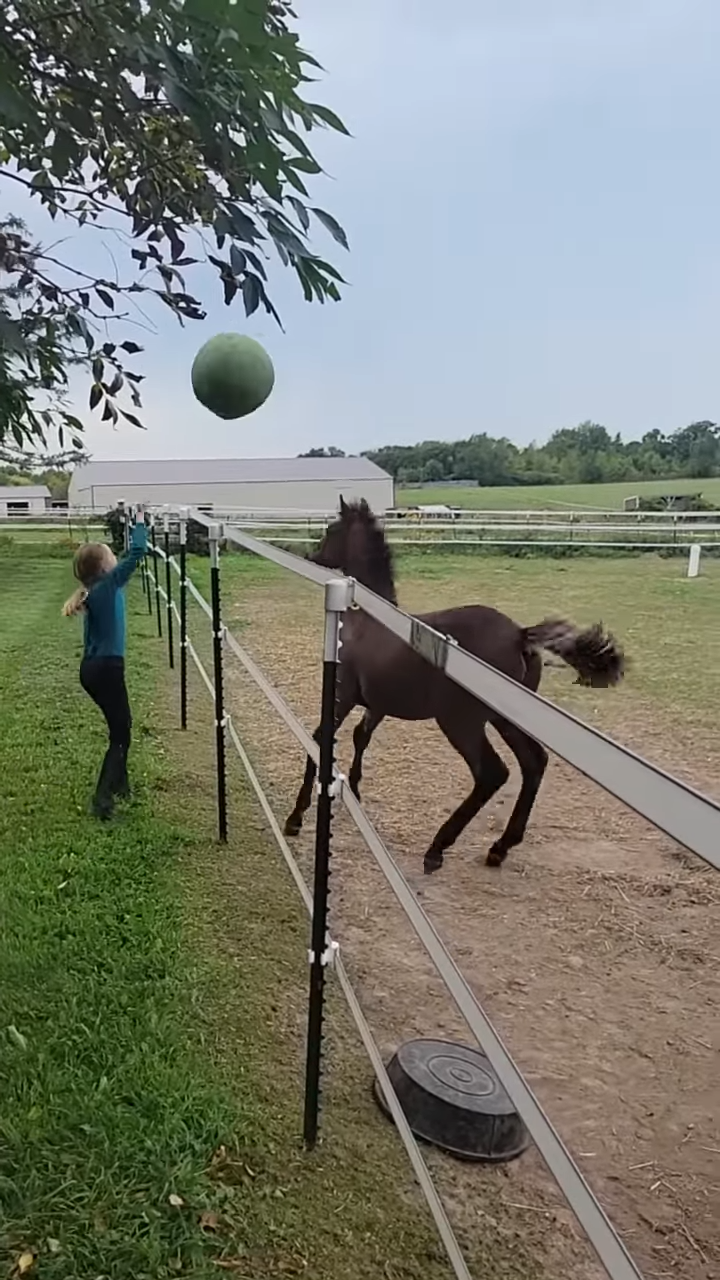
[522,618,625,688]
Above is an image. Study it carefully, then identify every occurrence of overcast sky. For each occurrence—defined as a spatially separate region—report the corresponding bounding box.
[15,0,720,460]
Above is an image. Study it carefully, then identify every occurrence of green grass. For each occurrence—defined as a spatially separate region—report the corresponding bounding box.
[0,559,546,1280]
[397,476,720,511]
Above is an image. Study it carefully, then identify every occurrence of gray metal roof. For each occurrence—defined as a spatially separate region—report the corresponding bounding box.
[72,456,391,486]
[0,485,51,499]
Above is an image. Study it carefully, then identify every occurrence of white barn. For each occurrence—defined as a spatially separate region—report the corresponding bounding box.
[68,457,394,515]
[0,485,51,517]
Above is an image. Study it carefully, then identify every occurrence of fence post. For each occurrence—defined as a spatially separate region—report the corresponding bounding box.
[179,507,188,729]
[117,498,128,554]
[163,505,175,669]
[146,516,154,616]
[687,543,701,578]
[303,576,351,1150]
[150,514,163,639]
[209,523,228,843]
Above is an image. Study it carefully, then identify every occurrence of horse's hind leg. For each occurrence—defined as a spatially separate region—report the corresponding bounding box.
[348,710,384,800]
[424,722,509,875]
[485,717,548,867]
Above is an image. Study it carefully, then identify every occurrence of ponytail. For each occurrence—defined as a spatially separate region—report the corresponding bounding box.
[62,587,88,618]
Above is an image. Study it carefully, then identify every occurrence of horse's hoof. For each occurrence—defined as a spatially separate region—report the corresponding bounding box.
[284,817,301,838]
[423,853,443,875]
[486,843,505,868]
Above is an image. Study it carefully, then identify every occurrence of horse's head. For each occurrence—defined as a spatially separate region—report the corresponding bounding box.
[308,496,397,602]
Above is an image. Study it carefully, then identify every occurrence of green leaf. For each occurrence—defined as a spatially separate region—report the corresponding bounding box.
[311,208,349,250]
[242,275,260,317]
[264,214,310,259]
[288,198,310,233]
[89,383,102,411]
[307,103,351,135]
[227,205,260,244]
[280,162,310,197]
[121,410,145,429]
[289,156,322,175]
[95,287,115,310]
[229,244,246,276]
[243,250,267,281]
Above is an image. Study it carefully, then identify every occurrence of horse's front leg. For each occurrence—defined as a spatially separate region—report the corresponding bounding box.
[284,684,358,837]
[348,710,384,800]
[284,727,321,837]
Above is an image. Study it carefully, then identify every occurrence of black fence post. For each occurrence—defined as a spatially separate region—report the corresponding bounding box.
[163,506,174,670]
[150,515,163,639]
[303,576,351,1150]
[140,505,148,602]
[146,522,154,615]
[179,507,188,729]
[209,523,228,842]
[118,498,128,554]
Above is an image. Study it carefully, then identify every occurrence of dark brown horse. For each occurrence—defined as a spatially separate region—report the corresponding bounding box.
[285,498,625,874]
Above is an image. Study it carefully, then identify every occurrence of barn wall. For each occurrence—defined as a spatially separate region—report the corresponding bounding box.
[71,476,395,514]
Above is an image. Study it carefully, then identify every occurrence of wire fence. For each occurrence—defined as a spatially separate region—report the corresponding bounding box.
[136,504,720,1280]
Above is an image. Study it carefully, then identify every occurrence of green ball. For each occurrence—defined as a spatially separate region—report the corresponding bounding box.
[191,333,275,420]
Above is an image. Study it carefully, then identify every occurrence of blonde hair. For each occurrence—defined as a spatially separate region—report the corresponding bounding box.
[62,542,112,617]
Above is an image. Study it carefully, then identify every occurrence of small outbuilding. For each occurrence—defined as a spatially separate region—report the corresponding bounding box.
[68,456,395,515]
[0,485,51,518]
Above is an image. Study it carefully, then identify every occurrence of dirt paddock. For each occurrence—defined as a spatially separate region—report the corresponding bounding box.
[212,557,720,1280]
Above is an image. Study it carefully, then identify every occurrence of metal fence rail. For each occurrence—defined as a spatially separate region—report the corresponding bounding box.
[140,505,720,1280]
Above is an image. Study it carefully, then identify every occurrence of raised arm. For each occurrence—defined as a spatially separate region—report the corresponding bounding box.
[105,508,148,589]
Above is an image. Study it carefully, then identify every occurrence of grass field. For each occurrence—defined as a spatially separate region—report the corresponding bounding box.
[2,556,508,1280]
[192,549,720,728]
[5,544,718,1280]
[397,475,720,511]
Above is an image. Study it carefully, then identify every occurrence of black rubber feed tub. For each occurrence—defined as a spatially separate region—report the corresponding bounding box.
[373,1038,530,1163]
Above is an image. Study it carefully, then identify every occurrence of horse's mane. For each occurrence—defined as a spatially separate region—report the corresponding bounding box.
[342,500,397,604]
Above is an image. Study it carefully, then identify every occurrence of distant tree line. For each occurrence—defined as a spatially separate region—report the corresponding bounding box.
[0,444,87,500]
[359,420,720,487]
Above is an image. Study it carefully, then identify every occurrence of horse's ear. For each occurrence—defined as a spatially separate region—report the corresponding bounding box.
[339,494,348,516]
[359,498,370,514]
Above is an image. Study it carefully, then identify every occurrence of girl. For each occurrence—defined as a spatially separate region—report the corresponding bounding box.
[63,507,148,819]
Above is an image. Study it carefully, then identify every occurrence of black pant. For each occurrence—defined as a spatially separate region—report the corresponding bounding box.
[80,657,132,812]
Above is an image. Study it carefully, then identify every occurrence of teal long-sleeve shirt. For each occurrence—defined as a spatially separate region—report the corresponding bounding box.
[82,521,148,659]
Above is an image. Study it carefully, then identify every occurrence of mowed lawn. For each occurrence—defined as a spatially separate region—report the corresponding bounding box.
[398,475,720,510]
[1,557,517,1280]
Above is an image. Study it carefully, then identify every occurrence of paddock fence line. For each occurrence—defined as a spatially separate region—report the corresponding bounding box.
[4,501,720,571]
[140,502,720,1280]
